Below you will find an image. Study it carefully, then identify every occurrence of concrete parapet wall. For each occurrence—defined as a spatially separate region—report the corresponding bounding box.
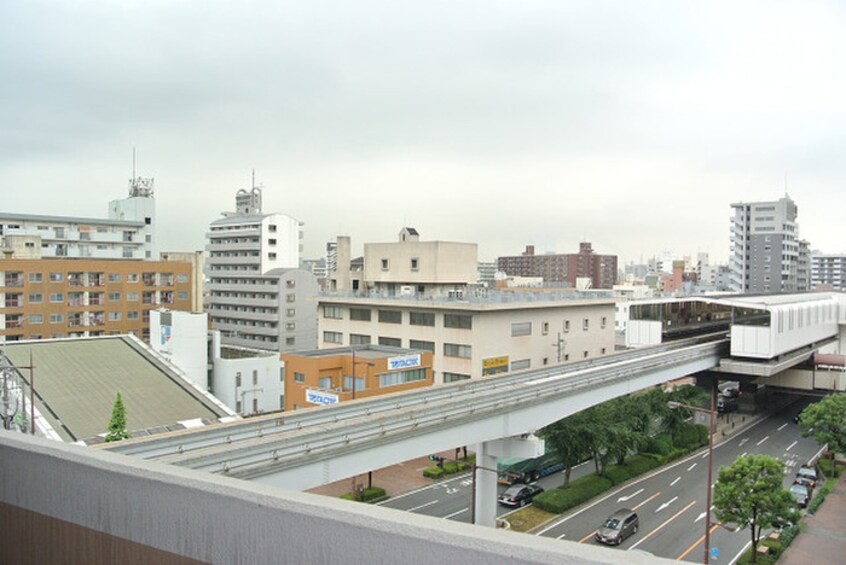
[0,432,665,565]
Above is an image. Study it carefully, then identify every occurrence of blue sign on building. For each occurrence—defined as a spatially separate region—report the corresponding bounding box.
[387,354,421,371]
[306,390,339,406]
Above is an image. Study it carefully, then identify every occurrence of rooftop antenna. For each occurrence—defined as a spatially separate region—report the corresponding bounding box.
[252,168,256,190]
[132,147,136,180]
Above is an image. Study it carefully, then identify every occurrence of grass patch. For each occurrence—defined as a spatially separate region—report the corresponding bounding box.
[502,506,557,533]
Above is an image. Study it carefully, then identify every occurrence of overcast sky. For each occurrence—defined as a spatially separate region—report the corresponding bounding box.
[2,1,844,264]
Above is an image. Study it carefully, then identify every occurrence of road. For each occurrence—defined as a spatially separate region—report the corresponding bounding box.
[535,398,821,562]
[378,397,823,562]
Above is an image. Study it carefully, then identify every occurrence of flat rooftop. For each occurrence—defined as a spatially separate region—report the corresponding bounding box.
[2,336,233,444]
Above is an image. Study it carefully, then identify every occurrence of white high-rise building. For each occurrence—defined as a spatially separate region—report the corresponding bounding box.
[730,195,809,294]
[811,252,846,292]
[205,186,318,352]
[0,175,157,260]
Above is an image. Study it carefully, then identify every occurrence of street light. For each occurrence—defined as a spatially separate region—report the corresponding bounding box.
[668,379,717,565]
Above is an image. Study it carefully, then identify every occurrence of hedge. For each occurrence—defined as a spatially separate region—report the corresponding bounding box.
[340,486,387,503]
[672,423,708,450]
[532,475,613,514]
[643,434,673,456]
[807,477,836,514]
[601,454,662,485]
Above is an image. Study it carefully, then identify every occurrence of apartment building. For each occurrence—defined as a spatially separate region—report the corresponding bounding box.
[205,186,318,352]
[0,257,193,343]
[497,242,618,289]
[811,253,846,291]
[0,176,157,260]
[281,345,434,410]
[730,196,811,293]
[318,293,616,384]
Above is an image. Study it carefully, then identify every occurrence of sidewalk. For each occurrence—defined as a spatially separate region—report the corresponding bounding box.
[779,470,846,565]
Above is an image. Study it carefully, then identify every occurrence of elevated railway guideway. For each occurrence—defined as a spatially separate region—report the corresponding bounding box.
[104,333,729,526]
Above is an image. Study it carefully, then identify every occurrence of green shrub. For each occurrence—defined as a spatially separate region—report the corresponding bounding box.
[779,523,803,548]
[672,423,708,450]
[423,466,444,479]
[602,465,632,485]
[602,455,661,486]
[659,447,689,464]
[644,435,673,456]
[339,486,386,503]
[532,475,613,514]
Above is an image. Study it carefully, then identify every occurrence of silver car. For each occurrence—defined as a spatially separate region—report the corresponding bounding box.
[595,508,639,545]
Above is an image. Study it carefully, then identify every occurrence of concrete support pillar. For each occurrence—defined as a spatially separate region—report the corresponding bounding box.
[472,441,498,527]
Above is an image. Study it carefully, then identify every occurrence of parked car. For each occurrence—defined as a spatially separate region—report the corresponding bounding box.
[789,483,810,508]
[497,484,544,507]
[595,508,639,545]
[795,466,818,489]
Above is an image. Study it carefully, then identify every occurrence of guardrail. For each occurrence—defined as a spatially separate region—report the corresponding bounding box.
[149,339,726,478]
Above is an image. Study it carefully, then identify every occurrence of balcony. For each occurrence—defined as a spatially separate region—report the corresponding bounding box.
[4,274,23,287]
[5,316,23,328]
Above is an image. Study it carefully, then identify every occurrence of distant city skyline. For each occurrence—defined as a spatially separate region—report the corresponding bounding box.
[2,1,845,265]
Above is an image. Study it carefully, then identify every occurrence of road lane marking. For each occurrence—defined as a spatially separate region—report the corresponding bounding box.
[786,440,797,451]
[557,533,567,540]
[756,436,770,446]
[677,522,721,560]
[730,541,753,564]
[701,452,708,459]
[629,499,697,550]
[687,463,697,471]
[741,452,747,457]
[671,477,681,486]
[739,438,749,447]
[633,492,661,510]
[618,488,644,502]
[408,500,439,512]
[579,531,596,543]
[377,472,471,504]
[778,423,788,431]
[656,496,678,512]
[444,508,468,520]
[695,506,715,523]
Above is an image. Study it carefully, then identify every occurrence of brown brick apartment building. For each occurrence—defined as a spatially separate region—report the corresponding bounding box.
[0,258,194,343]
[497,242,618,289]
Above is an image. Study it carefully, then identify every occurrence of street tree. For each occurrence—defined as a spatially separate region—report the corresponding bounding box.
[104,392,130,443]
[798,393,846,474]
[713,454,799,562]
[541,411,592,487]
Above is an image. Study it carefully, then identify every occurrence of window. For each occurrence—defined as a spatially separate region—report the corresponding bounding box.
[601,317,607,329]
[350,334,371,345]
[542,322,549,335]
[268,224,277,232]
[583,351,589,358]
[127,311,139,320]
[28,273,43,283]
[343,376,365,392]
[410,311,435,326]
[49,313,64,324]
[349,308,371,321]
[294,372,305,383]
[443,372,471,383]
[381,258,389,270]
[378,309,402,324]
[177,291,189,301]
[410,258,419,270]
[236,401,242,413]
[324,306,343,319]
[379,368,426,388]
[511,359,530,371]
[511,322,532,337]
[444,314,472,329]
[379,336,402,347]
[285,322,295,330]
[108,273,121,283]
[127,292,139,301]
[269,238,276,245]
[127,274,139,283]
[28,293,42,304]
[409,339,435,353]
[286,293,296,303]
[108,292,121,301]
[601,347,606,355]
[582,318,589,331]
[253,398,258,413]
[444,343,471,358]
[253,370,258,386]
[323,331,343,344]
[286,308,295,317]
[268,252,277,260]
[49,292,63,303]
[49,272,62,282]
[28,314,43,324]
[235,372,242,387]
[286,279,296,288]
[108,312,121,321]
[564,320,570,333]
[286,337,295,345]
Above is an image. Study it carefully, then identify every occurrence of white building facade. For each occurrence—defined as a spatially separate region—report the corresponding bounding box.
[205,187,318,353]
